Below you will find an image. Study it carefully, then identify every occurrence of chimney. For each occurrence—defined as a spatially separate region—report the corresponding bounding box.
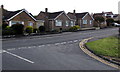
[1,5,4,10]
[73,9,76,15]
[45,8,48,18]
[45,8,48,13]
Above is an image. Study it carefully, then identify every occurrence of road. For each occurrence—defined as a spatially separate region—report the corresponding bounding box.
[2,28,119,70]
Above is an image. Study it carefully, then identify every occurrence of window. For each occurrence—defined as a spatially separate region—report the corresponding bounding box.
[83,20,87,24]
[28,22,33,26]
[10,21,24,26]
[90,20,92,24]
[70,21,74,27]
[55,20,62,26]
[66,21,69,26]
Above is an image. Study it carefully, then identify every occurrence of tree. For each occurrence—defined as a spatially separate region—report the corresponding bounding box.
[106,18,114,26]
[94,16,105,27]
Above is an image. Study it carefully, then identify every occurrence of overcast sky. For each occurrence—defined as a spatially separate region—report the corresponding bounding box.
[0,0,119,15]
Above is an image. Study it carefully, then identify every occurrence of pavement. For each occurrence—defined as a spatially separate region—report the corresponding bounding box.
[2,27,120,70]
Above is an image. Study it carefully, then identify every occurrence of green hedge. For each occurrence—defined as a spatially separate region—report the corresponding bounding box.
[25,26,33,34]
[69,25,80,32]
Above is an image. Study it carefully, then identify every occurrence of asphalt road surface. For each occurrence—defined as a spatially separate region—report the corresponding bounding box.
[2,28,119,70]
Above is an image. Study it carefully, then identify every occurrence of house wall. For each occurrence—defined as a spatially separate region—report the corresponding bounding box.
[36,12,49,31]
[80,13,94,28]
[9,11,36,29]
[49,13,72,31]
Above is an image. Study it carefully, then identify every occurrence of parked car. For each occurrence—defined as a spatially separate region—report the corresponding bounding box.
[112,23,120,27]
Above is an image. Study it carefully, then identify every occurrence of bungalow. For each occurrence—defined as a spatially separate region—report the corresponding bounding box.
[36,8,75,32]
[1,5,36,29]
[67,10,94,28]
[93,11,117,27]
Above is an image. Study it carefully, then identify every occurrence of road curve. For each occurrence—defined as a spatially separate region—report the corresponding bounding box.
[2,28,119,70]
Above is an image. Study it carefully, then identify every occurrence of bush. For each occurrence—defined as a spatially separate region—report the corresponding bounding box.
[25,26,33,34]
[69,25,80,32]
[106,18,114,26]
[2,23,8,29]
[33,28,38,33]
[2,26,15,35]
[39,26,45,32]
[11,23,24,35]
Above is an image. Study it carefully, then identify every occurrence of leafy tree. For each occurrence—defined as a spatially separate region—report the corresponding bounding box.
[106,18,114,26]
[94,16,105,27]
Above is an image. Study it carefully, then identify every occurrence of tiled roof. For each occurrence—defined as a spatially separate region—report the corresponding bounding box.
[67,12,88,19]
[75,12,88,18]
[40,11,63,19]
[3,9,22,20]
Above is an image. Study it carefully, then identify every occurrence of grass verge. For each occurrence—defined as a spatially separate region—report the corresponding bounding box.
[86,36,119,58]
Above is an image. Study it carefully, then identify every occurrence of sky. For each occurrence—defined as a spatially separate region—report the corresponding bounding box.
[0,0,120,15]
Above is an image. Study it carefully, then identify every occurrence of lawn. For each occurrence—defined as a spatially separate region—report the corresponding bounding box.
[86,36,119,58]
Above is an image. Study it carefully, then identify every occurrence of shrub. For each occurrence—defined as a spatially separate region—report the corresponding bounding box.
[69,25,80,32]
[39,26,45,32]
[33,28,38,33]
[2,26,15,35]
[25,26,33,34]
[2,23,8,29]
[106,18,114,26]
[11,23,24,35]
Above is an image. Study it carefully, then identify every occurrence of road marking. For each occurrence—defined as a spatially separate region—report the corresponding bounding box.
[41,45,45,47]
[67,41,73,43]
[7,48,16,51]
[55,43,60,45]
[73,40,78,42]
[47,44,50,46]
[18,47,27,50]
[4,50,34,64]
[60,42,66,44]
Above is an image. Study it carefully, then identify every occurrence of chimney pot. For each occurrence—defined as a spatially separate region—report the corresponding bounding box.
[45,8,48,13]
[1,5,4,9]
[73,9,75,14]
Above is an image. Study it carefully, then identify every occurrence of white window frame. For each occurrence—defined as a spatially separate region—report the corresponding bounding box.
[55,20,62,26]
[83,20,87,24]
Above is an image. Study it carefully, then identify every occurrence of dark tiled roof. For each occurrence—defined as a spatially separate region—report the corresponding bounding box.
[48,11,63,19]
[3,9,22,20]
[75,12,88,18]
[40,11,63,19]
